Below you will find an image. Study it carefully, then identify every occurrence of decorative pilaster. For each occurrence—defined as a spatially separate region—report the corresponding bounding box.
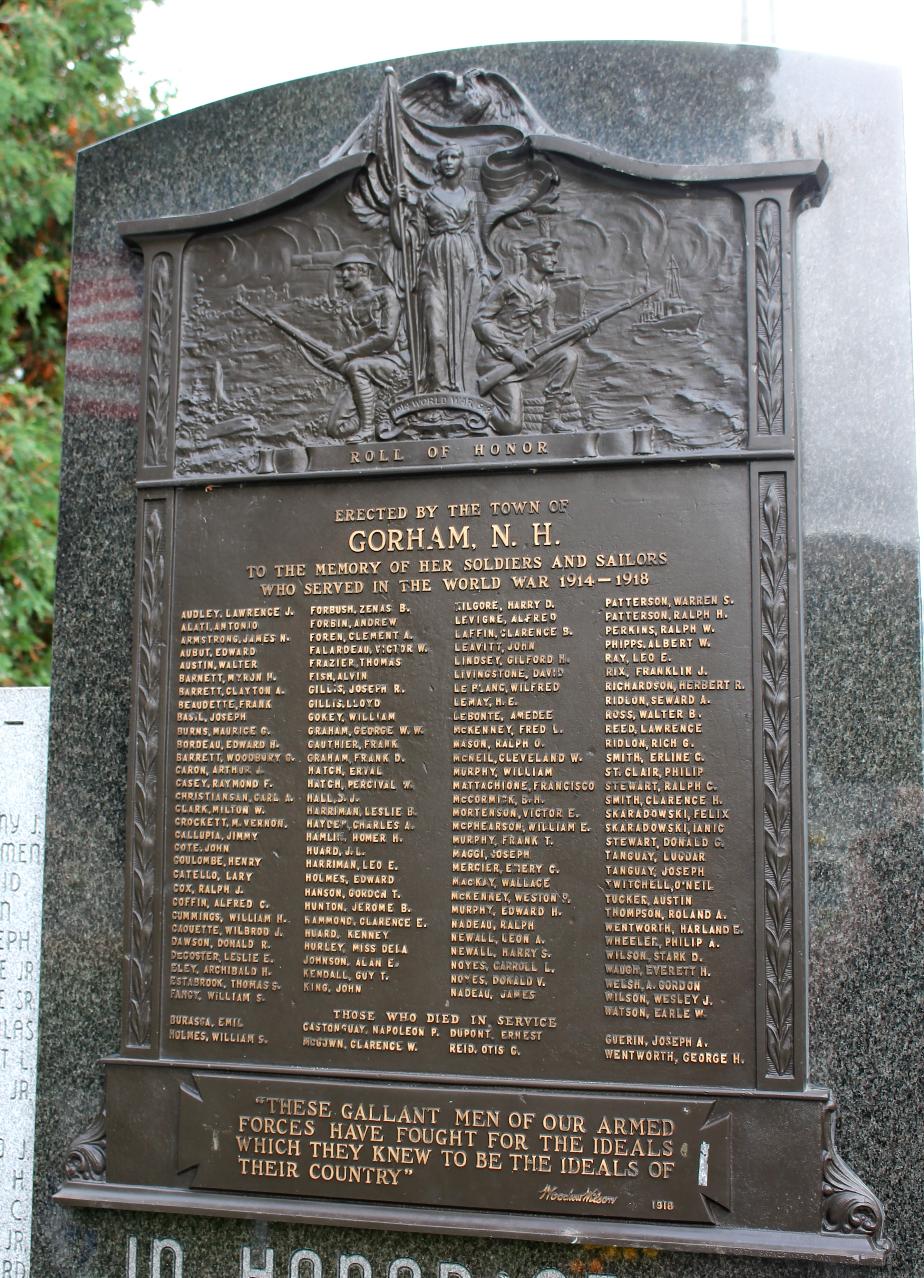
[759,474,794,1076]
[755,200,784,435]
[143,253,174,468]
[126,501,166,1048]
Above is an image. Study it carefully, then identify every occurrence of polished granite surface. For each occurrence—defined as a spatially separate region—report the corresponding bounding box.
[33,42,921,1277]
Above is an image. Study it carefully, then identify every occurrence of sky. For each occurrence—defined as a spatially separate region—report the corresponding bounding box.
[122,0,918,112]
[122,0,921,538]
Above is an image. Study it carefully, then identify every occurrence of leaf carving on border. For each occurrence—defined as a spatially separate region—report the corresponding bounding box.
[821,1101,887,1248]
[63,1110,107,1182]
[127,502,166,1046]
[755,200,784,434]
[760,476,794,1075]
[144,253,173,467]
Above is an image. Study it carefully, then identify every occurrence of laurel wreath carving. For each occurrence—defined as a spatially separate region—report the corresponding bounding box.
[822,1101,887,1247]
[760,476,794,1076]
[755,200,784,434]
[63,1110,107,1182]
[143,253,173,467]
[127,503,166,1046]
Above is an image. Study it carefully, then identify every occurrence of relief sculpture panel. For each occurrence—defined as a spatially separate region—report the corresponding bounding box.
[170,70,748,477]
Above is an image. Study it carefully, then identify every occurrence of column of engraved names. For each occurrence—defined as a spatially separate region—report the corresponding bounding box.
[303,599,423,1052]
[169,608,288,1049]
[450,595,588,1055]
[602,592,745,1068]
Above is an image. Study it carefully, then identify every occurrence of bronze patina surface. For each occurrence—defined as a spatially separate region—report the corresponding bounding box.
[54,65,888,1264]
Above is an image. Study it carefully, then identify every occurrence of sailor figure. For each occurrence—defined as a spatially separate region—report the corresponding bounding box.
[474,238,595,434]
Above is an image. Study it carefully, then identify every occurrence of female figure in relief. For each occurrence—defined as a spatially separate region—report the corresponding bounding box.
[398,144,489,394]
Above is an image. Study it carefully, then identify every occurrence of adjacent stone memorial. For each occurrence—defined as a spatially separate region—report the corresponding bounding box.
[0,687,48,1278]
[34,42,923,1278]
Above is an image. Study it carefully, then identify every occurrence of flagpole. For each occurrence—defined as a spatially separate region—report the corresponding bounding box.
[383,68,422,393]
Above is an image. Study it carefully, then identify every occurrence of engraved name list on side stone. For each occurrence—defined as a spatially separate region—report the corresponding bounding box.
[1,687,48,1278]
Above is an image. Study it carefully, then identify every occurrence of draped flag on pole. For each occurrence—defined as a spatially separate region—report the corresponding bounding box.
[326,67,560,278]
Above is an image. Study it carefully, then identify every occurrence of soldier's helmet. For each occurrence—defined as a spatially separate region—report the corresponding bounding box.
[334,249,377,271]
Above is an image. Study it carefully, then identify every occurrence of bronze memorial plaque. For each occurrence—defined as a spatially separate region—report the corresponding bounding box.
[56,67,889,1263]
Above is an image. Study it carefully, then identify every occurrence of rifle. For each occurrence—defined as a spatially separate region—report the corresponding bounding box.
[477,286,660,397]
[238,299,343,377]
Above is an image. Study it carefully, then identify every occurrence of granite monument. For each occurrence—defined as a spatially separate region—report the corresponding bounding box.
[32,41,922,1278]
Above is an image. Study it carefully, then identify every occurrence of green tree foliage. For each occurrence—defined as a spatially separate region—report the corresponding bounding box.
[0,0,164,683]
